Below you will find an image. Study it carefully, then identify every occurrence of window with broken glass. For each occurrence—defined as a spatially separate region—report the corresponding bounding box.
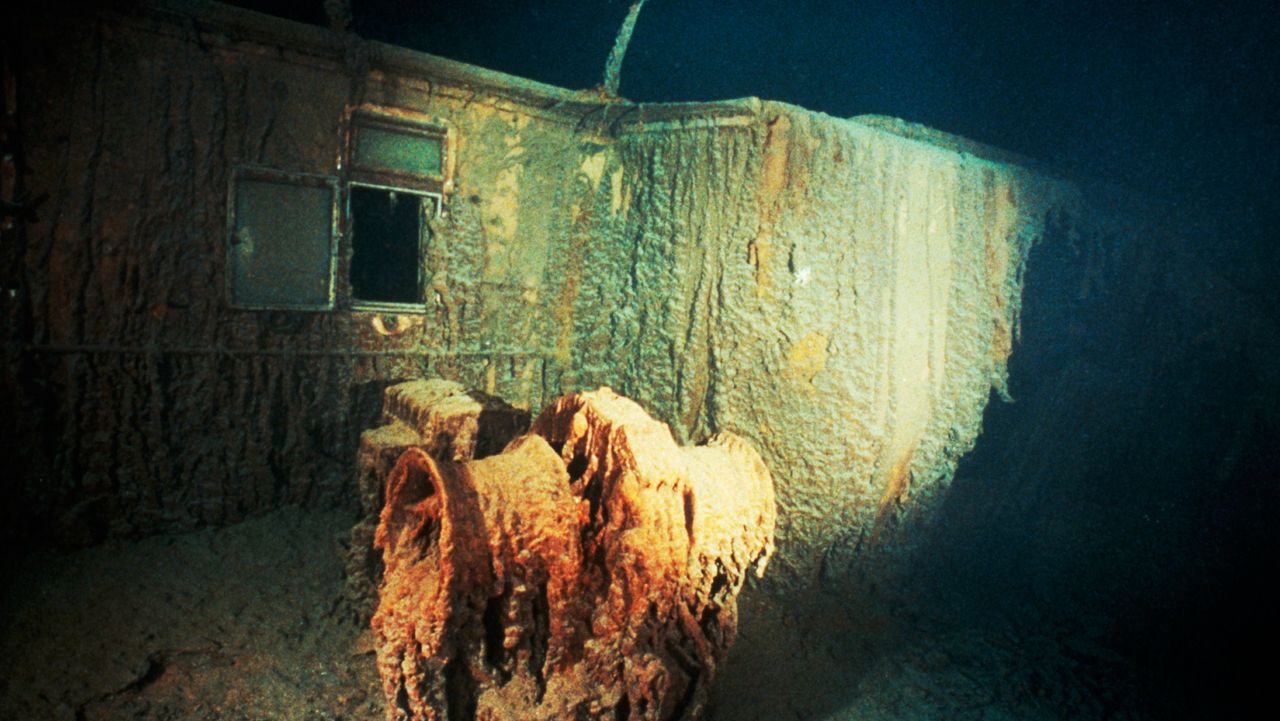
[223,112,447,313]
[345,112,447,310]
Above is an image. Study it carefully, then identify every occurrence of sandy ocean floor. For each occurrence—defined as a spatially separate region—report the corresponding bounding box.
[0,506,1172,721]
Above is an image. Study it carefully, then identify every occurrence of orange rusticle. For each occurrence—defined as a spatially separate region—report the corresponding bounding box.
[373,387,775,721]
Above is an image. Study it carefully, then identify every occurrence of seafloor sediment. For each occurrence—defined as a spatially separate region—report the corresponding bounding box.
[0,506,1172,721]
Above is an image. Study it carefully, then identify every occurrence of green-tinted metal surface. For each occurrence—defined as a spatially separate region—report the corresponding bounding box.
[229,177,335,309]
[355,126,443,177]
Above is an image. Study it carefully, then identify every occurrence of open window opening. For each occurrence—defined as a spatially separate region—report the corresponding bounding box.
[349,184,438,306]
[345,109,450,310]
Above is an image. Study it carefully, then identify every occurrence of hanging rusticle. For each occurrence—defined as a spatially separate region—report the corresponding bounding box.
[372,386,776,721]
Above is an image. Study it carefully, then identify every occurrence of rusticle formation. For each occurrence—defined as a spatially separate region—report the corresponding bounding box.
[372,387,776,721]
[344,379,530,622]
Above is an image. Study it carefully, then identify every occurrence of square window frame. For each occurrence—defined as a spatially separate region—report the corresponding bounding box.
[341,107,455,314]
[225,165,340,312]
[350,115,447,182]
[346,109,451,192]
[345,181,442,314]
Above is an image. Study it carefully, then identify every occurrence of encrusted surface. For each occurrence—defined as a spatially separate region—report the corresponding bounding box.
[344,379,528,621]
[373,388,775,721]
[10,0,1089,597]
[558,107,1078,590]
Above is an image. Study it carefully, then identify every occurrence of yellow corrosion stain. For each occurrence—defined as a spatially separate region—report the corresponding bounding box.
[484,164,522,243]
[869,447,915,547]
[552,208,579,365]
[881,159,938,474]
[986,175,1019,366]
[513,358,538,411]
[553,200,592,367]
[579,152,607,190]
[784,332,829,385]
[461,102,498,123]
[610,167,624,217]
[504,136,526,159]
[750,115,793,297]
[865,155,959,548]
[485,361,497,395]
[553,318,575,367]
[747,238,774,297]
[759,116,792,201]
[757,419,777,440]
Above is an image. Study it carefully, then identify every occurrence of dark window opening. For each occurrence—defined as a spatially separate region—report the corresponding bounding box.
[349,185,432,305]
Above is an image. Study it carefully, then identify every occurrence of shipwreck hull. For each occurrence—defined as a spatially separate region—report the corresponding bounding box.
[6,0,1090,593]
[563,107,1077,591]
